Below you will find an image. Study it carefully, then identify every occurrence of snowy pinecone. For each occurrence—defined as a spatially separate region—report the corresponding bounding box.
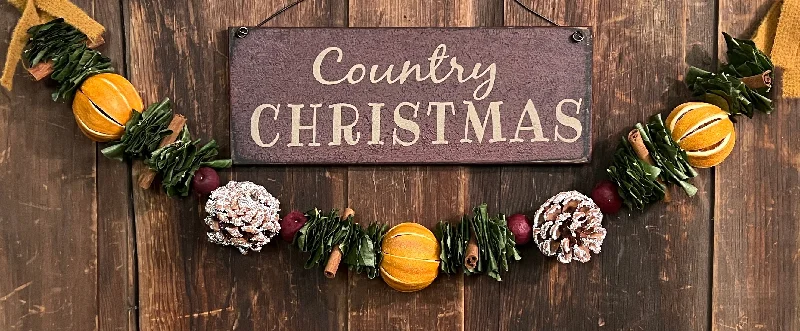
[532,191,607,263]
[204,181,281,254]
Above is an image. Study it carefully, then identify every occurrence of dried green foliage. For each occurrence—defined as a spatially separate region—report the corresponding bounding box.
[24,19,113,101]
[686,32,774,118]
[607,138,667,210]
[635,114,698,196]
[344,222,387,279]
[295,209,342,269]
[686,67,772,118]
[434,204,520,281]
[466,204,520,281]
[295,209,386,278]
[102,98,174,161]
[721,32,774,89]
[146,127,232,197]
[23,19,86,66]
[434,218,469,275]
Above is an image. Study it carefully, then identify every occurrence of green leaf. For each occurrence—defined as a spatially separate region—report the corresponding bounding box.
[24,19,115,102]
[294,209,386,278]
[145,124,231,197]
[455,204,520,281]
[201,159,233,168]
[100,143,126,162]
[686,66,772,118]
[343,221,386,279]
[635,114,698,197]
[23,19,86,67]
[607,138,667,210]
[721,32,774,94]
[685,32,774,119]
[435,220,467,275]
[102,98,175,161]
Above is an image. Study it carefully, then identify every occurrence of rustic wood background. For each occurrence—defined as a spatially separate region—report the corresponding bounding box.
[0,0,797,330]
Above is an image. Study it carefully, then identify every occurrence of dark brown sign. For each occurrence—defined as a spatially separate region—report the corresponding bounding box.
[229,27,592,164]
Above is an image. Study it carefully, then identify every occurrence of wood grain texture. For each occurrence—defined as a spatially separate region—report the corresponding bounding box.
[0,1,128,330]
[2,1,798,330]
[346,166,465,330]
[500,0,714,329]
[233,2,349,330]
[459,5,504,331]
[345,2,498,330]
[126,0,347,330]
[95,1,138,330]
[714,1,800,330]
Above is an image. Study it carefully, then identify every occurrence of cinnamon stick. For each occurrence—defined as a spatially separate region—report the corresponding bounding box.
[627,129,654,165]
[323,208,356,278]
[26,38,105,81]
[342,208,355,220]
[138,114,187,189]
[324,247,343,279]
[741,70,772,90]
[465,231,479,271]
[627,129,671,202]
[27,62,54,81]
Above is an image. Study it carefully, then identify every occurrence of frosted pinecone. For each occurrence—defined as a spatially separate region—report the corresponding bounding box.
[204,181,281,254]
[532,191,606,263]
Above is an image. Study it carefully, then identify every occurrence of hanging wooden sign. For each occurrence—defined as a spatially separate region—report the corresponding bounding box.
[229,27,593,164]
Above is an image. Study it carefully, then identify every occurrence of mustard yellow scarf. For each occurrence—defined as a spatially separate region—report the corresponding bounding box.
[1,0,103,90]
[753,0,800,97]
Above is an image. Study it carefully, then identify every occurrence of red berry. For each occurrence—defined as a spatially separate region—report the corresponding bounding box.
[192,167,220,196]
[280,211,308,243]
[591,180,623,214]
[507,213,532,245]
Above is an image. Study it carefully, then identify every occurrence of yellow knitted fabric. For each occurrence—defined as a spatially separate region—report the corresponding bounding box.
[1,0,104,90]
[753,0,800,98]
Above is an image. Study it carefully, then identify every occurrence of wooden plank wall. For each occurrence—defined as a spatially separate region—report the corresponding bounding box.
[126,1,349,330]
[714,0,800,330]
[0,0,798,330]
[0,0,134,330]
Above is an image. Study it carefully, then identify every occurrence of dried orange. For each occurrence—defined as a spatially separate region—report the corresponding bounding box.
[72,73,144,142]
[666,102,736,168]
[380,222,440,292]
[382,234,439,260]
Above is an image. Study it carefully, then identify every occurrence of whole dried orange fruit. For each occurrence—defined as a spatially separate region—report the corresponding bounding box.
[666,102,735,168]
[380,222,440,292]
[72,73,144,142]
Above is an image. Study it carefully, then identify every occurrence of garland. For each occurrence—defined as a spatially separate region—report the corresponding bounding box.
[691,32,774,118]
[436,204,520,281]
[23,19,111,101]
[605,33,775,211]
[101,98,174,161]
[21,20,231,197]
[294,208,387,278]
[4,14,778,292]
[286,205,521,282]
[635,114,698,196]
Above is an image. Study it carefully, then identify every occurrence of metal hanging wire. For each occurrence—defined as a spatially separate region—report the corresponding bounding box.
[236,0,584,42]
[236,0,309,38]
[510,0,584,42]
[511,0,559,26]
